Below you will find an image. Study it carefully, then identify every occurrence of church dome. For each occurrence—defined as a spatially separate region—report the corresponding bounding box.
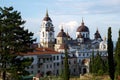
[94,29,101,39]
[57,28,67,37]
[99,37,107,50]
[77,19,89,32]
[43,10,52,21]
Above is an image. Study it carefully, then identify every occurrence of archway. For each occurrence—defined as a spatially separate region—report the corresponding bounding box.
[83,68,87,74]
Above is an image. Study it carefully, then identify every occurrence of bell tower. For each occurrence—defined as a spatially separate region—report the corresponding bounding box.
[40,10,55,49]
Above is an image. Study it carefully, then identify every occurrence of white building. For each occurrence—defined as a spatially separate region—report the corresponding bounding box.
[25,11,108,77]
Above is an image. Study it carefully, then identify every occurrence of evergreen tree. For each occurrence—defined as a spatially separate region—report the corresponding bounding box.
[95,52,104,75]
[63,49,70,80]
[90,51,108,75]
[107,27,115,80]
[90,50,94,73]
[0,7,36,80]
[115,30,120,78]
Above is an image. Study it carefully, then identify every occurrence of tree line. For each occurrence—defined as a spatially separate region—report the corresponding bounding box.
[90,27,120,80]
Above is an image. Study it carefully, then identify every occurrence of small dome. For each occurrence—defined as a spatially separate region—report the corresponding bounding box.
[99,38,107,50]
[59,43,69,49]
[57,28,67,37]
[94,29,101,39]
[76,19,89,32]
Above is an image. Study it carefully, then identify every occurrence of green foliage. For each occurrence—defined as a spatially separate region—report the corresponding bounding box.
[0,6,36,80]
[107,27,115,80]
[63,49,70,80]
[90,50,95,73]
[115,30,120,78]
[97,70,104,75]
[90,51,108,75]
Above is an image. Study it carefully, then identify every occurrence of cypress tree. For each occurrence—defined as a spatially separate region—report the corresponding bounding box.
[0,6,35,80]
[63,49,70,80]
[107,27,115,80]
[115,30,120,78]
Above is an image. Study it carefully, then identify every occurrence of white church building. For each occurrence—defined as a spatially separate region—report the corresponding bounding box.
[25,10,108,76]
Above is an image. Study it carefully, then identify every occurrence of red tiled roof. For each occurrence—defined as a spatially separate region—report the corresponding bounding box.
[23,48,60,56]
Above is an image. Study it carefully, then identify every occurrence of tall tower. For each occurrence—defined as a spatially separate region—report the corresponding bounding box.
[40,10,55,49]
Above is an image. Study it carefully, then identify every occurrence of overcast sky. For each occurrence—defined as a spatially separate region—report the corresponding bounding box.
[1,0,120,42]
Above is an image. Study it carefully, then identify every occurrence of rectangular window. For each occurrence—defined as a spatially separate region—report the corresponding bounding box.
[46,64,48,69]
[69,61,71,65]
[38,64,41,68]
[50,64,52,68]
[31,71,33,74]
[31,65,33,69]
[53,56,55,60]
[87,53,89,56]
[50,57,52,61]
[57,56,59,60]
[38,58,40,62]
[54,63,55,67]
[43,58,45,63]
[74,68,76,72]
[57,62,59,66]
[83,53,85,56]
[61,61,63,65]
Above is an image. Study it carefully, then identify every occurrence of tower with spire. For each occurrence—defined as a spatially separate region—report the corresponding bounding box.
[40,10,55,49]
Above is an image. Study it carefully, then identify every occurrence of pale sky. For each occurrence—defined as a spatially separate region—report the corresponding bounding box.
[1,0,120,42]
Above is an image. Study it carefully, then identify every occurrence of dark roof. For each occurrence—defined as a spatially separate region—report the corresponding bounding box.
[57,28,67,37]
[43,16,52,21]
[66,32,71,38]
[94,29,101,39]
[43,10,52,21]
[76,20,89,32]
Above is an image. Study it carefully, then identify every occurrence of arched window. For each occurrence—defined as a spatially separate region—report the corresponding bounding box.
[43,32,44,37]
[83,34,85,38]
[58,40,59,44]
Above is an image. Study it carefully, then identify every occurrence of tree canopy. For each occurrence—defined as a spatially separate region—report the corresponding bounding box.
[0,6,36,80]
